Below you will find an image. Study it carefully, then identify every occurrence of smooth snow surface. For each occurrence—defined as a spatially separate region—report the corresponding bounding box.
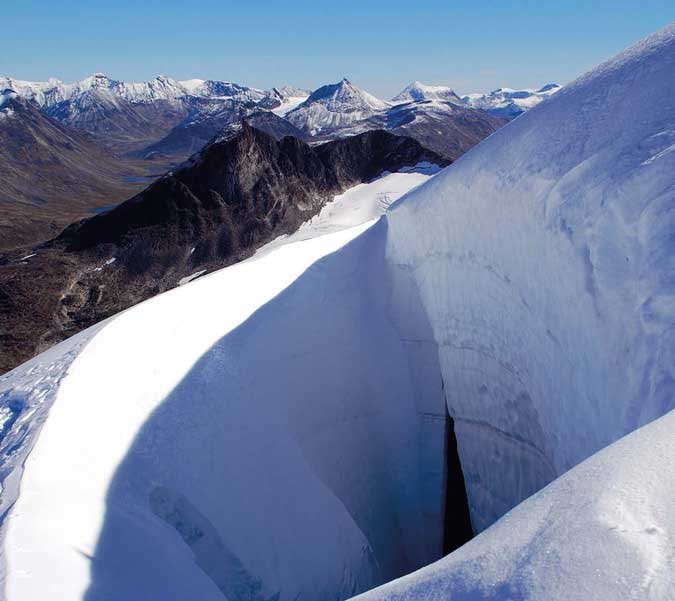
[2,23,675,601]
[270,95,309,116]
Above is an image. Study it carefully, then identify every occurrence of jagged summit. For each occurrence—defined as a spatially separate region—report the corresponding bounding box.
[0,73,286,154]
[273,84,311,98]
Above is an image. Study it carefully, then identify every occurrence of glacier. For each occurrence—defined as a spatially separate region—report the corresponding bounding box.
[0,22,674,601]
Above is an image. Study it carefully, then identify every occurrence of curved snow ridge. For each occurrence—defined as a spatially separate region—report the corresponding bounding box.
[3,221,387,601]
[0,166,443,601]
[352,408,675,601]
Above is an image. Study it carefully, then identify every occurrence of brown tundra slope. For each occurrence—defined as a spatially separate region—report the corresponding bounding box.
[0,92,157,251]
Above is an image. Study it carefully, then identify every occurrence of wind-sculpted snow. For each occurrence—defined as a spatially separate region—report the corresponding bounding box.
[1,23,675,601]
[383,22,675,532]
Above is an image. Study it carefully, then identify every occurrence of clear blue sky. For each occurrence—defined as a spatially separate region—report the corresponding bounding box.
[2,0,673,98]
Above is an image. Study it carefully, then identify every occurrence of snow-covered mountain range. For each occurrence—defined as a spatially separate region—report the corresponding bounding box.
[463,83,561,117]
[1,73,554,157]
[0,72,499,258]
[0,73,275,108]
[0,22,673,601]
[0,73,308,155]
[1,71,544,163]
[313,96,504,161]
[285,78,504,159]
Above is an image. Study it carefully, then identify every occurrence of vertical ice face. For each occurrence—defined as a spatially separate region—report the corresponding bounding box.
[353,408,675,601]
[384,24,675,531]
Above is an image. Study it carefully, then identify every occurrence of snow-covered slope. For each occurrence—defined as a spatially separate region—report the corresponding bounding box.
[269,86,311,116]
[285,78,390,134]
[392,81,462,105]
[463,82,560,117]
[1,22,675,601]
[0,167,444,601]
[357,24,675,599]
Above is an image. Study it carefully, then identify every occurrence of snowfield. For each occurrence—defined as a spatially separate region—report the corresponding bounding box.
[1,22,675,601]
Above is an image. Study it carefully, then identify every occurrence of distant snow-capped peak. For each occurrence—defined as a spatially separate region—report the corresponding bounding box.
[463,83,561,117]
[285,78,389,134]
[304,78,389,112]
[392,81,463,105]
